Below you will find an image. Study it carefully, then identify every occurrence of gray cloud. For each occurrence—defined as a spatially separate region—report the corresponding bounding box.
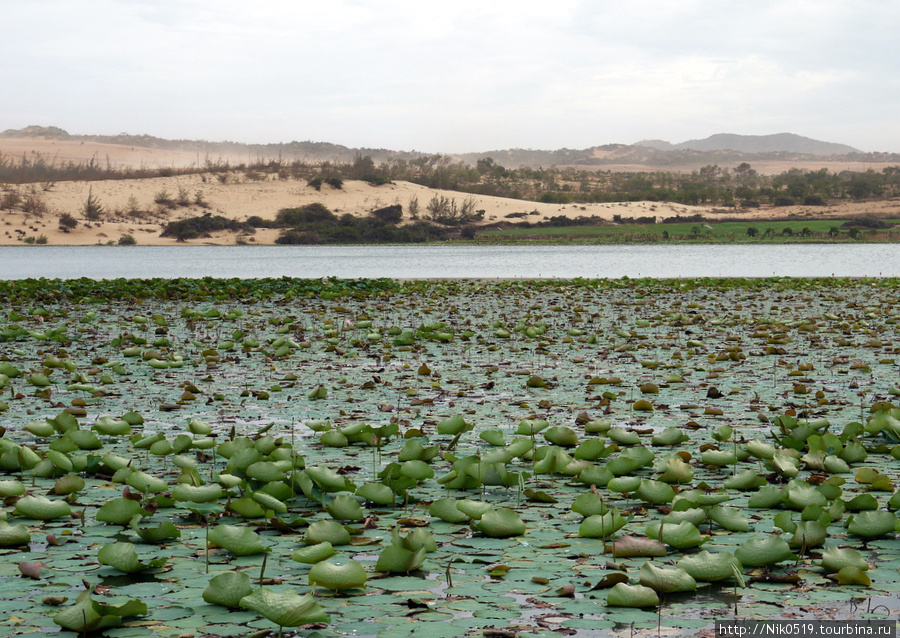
[2,0,896,152]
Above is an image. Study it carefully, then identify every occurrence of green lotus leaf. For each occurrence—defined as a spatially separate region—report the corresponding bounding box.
[92,417,131,437]
[607,535,667,557]
[609,427,641,445]
[783,482,827,510]
[252,490,288,514]
[771,454,800,478]
[677,550,743,582]
[708,505,750,532]
[54,589,147,632]
[573,438,608,461]
[662,507,707,526]
[356,483,395,505]
[293,541,335,564]
[246,461,285,482]
[308,559,368,591]
[376,544,426,574]
[724,469,767,490]
[480,429,505,446]
[437,414,473,435]
[572,493,608,518]
[645,520,704,549]
[651,426,689,446]
[130,515,181,542]
[845,493,879,511]
[584,418,612,433]
[240,587,328,626]
[639,562,697,593]
[0,520,31,546]
[471,507,526,537]
[657,457,694,484]
[209,524,267,556]
[96,497,145,525]
[98,541,163,573]
[0,479,26,497]
[429,497,470,523]
[456,498,492,520]
[635,479,675,504]
[748,486,784,508]
[14,495,72,520]
[203,570,253,608]
[821,547,868,573]
[305,519,351,545]
[734,535,798,567]
[608,476,641,493]
[846,510,898,538]
[187,418,212,435]
[579,511,628,538]
[701,449,738,466]
[789,521,828,549]
[400,459,435,481]
[24,420,56,437]
[326,493,363,521]
[833,566,871,586]
[52,473,85,495]
[544,426,578,447]
[126,470,168,493]
[606,583,659,607]
[171,483,224,503]
[746,438,776,459]
[305,466,355,492]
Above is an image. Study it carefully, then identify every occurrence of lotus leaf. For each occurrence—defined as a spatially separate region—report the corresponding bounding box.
[635,479,675,504]
[209,524,267,556]
[606,583,659,607]
[309,559,368,591]
[639,562,697,593]
[202,570,253,608]
[293,541,335,564]
[734,535,797,567]
[326,493,363,520]
[171,483,224,503]
[846,510,897,538]
[579,511,628,538]
[607,535,666,557]
[240,587,328,626]
[14,495,72,520]
[708,505,750,532]
[252,490,288,513]
[645,521,704,549]
[788,521,827,549]
[572,492,608,518]
[651,427,689,446]
[0,479,26,497]
[677,550,743,582]
[97,541,164,573]
[544,426,578,447]
[821,547,868,573]
[833,566,872,586]
[54,589,147,633]
[657,457,694,484]
[429,497,470,523]
[471,507,526,537]
[437,414,473,435]
[609,427,641,445]
[305,519,351,545]
[0,520,30,546]
[376,544,426,574]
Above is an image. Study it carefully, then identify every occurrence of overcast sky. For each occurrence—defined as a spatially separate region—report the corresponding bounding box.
[3,1,898,153]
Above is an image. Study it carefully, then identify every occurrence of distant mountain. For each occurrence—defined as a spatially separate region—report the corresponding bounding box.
[3,125,890,169]
[634,133,859,156]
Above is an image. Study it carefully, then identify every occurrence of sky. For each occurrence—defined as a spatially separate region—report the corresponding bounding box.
[2,1,898,153]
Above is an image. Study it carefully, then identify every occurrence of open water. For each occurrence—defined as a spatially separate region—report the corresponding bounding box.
[0,243,897,280]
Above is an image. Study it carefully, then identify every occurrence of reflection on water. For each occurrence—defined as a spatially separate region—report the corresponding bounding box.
[1,244,898,280]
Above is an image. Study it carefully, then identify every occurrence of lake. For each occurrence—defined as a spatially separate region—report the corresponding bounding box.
[0,243,897,280]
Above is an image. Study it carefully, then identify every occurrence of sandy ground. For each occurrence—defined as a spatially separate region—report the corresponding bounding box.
[2,138,899,246]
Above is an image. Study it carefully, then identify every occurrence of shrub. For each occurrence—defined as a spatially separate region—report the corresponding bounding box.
[371,204,402,224]
[307,177,323,191]
[362,174,391,186]
[0,188,21,210]
[275,230,321,245]
[35,235,48,244]
[324,177,343,189]
[773,197,795,207]
[58,212,78,230]
[276,203,336,227]
[83,187,104,220]
[803,195,827,206]
[160,213,250,241]
[117,234,137,245]
[176,186,192,206]
[154,188,175,208]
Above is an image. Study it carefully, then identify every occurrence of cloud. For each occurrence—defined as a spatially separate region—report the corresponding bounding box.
[1,0,898,151]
